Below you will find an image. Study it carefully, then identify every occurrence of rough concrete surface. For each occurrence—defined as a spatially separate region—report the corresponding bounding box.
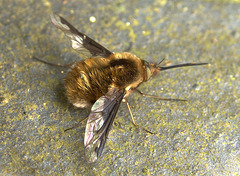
[1,0,240,175]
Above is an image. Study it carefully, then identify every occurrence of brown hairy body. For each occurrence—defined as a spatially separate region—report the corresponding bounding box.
[65,52,148,108]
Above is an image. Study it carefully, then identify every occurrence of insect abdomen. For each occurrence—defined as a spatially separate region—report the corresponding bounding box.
[64,58,112,107]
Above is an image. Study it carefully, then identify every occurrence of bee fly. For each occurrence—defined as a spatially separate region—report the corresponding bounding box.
[49,13,207,162]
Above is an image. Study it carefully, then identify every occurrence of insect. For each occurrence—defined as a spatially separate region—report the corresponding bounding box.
[49,13,207,162]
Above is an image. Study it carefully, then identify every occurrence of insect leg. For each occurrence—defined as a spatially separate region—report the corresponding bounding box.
[124,98,156,134]
[32,56,75,68]
[64,116,88,132]
[134,89,187,101]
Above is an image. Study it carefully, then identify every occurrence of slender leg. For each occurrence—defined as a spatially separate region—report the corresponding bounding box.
[134,89,187,101]
[64,116,88,132]
[32,56,75,68]
[124,99,156,135]
[158,57,165,65]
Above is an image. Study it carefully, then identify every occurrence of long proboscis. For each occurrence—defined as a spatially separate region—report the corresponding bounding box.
[159,63,208,71]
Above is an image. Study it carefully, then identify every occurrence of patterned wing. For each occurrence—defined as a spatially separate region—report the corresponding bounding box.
[84,87,125,162]
[50,13,113,58]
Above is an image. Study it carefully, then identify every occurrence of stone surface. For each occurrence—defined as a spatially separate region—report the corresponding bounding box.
[1,0,240,175]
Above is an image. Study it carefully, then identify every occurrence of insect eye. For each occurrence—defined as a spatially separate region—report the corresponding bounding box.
[144,61,152,80]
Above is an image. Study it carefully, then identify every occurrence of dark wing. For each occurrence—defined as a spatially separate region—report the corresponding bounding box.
[84,87,125,163]
[50,13,113,58]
